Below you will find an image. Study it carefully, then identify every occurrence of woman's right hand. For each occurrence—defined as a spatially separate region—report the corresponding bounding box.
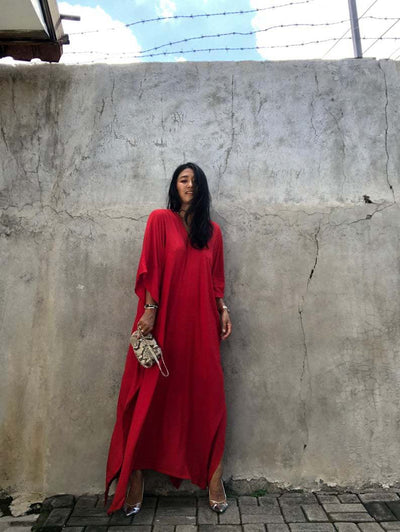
[137,308,157,335]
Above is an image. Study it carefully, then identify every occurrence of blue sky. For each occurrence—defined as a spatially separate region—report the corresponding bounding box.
[71,0,261,62]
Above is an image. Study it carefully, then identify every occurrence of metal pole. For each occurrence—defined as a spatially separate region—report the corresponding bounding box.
[348,0,363,58]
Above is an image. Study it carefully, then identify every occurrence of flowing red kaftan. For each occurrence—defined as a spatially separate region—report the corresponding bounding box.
[104,208,227,514]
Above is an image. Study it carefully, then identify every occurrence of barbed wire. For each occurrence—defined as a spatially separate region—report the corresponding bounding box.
[114,39,358,59]
[65,19,353,56]
[62,36,400,63]
[64,16,400,58]
[139,19,353,55]
[68,0,314,36]
[139,16,400,55]
[116,37,400,59]
[62,39,350,64]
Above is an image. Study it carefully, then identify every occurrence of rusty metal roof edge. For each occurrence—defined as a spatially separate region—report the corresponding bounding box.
[0,1,69,62]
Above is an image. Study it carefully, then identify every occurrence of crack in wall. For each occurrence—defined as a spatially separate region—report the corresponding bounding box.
[378,62,396,203]
[307,224,320,286]
[226,74,236,171]
[294,199,396,455]
[3,200,395,233]
[209,203,394,232]
[217,75,236,199]
[257,94,268,115]
[1,90,43,207]
[99,98,105,117]
[43,206,149,224]
[322,201,397,229]
[298,302,310,454]
[138,79,144,100]
[109,72,119,140]
[1,202,150,224]
[36,154,43,208]
[310,72,319,138]
[44,204,97,224]
[213,206,292,229]
[1,126,9,151]
[47,86,67,209]
[110,74,115,107]
[297,222,321,459]
[99,212,149,222]
[160,151,167,181]
[347,202,397,224]
[92,98,106,132]
[10,75,17,116]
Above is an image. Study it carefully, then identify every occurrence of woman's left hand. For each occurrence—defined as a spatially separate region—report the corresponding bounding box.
[220,310,232,340]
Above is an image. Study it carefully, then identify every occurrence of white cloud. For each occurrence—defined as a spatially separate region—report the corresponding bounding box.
[58,2,141,64]
[0,57,42,66]
[250,0,400,61]
[174,56,187,62]
[156,0,177,20]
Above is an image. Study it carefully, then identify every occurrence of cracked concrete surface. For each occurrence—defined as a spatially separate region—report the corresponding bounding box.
[1,60,400,502]
[378,62,397,204]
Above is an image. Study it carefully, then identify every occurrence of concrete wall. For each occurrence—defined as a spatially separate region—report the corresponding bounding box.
[1,59,400,502]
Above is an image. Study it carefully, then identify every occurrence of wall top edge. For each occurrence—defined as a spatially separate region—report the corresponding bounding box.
[0,57,394,71]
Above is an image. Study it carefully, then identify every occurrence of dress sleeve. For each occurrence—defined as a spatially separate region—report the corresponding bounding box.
[212,224,225,298]
[134,210,165,305]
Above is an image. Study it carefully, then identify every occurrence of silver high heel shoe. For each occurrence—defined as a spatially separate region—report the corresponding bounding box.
[208,479,229,514]
[123,475,144,517]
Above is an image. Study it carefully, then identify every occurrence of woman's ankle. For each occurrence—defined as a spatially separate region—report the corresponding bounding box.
[130,469,142,478]
[209,462,223,488]
[126,470,144,504]
[209,479,225,502]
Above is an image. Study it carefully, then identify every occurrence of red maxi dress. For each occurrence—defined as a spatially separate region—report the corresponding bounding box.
[104,208,227,514]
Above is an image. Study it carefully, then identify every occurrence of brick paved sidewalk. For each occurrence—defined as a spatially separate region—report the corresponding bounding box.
[7,489,400,532]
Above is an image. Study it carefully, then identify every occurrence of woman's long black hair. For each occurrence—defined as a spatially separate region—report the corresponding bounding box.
[167,162,213,249]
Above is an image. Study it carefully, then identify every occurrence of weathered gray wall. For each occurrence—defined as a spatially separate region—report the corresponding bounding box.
[1,59,400,501]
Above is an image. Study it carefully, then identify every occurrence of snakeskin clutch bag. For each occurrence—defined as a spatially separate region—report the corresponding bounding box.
[130,328,169,377]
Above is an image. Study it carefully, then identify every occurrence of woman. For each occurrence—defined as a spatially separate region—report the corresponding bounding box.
[104,162,232,516]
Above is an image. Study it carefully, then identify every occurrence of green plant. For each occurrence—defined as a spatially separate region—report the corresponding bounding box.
[250,489,267,497]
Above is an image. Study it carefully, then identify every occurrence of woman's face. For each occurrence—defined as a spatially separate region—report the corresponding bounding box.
[176,167,196,206]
